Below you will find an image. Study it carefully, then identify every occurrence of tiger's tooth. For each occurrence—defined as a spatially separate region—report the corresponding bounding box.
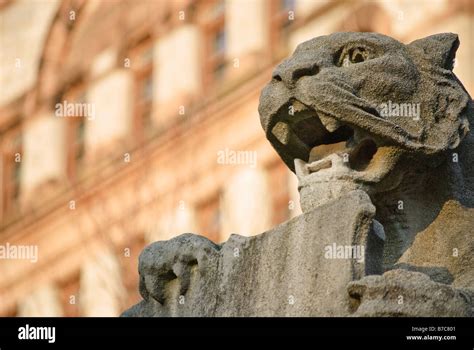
[319,114,341,132]
[294,158,309,177]
[307,158,333,173]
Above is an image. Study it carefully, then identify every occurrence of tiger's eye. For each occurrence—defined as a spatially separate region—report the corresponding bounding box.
[341,47,369,66]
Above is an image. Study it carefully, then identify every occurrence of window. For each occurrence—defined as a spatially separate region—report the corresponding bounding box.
[129,37,154,142]
[1,127,22,217]
[67,117,85,182]
[202,0,227,90]
[270,0,296,56]
[214,27,226,56]
[65,89,86,183]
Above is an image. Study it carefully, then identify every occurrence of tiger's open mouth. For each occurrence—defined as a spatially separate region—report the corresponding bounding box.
[270,100,380,178]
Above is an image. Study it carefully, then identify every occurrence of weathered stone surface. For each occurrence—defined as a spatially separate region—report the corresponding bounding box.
[256,31,474,315]
[124,32,473,317]
[124,190,382,316]
[348,270,473,317]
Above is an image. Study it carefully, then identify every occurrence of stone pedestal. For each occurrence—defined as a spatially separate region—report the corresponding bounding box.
[123,191,384,316]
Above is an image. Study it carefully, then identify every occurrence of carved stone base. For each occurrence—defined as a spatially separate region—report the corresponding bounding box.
[123,191,384,316]
[123,190,473,317]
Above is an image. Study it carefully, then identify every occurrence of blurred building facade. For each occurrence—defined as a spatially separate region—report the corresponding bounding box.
[0,0,472,316]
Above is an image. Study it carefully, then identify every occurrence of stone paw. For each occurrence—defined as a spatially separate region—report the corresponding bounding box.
[138,233,220,305]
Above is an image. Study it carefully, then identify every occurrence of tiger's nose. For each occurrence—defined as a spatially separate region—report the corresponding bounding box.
[272,59,320,87]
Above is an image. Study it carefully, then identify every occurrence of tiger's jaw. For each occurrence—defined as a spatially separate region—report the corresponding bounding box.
[267,100,405,212]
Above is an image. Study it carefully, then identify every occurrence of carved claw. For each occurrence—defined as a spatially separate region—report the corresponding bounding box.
[138,233,220,305]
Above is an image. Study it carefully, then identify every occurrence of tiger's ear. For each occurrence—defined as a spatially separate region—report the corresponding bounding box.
[408,33,459,71]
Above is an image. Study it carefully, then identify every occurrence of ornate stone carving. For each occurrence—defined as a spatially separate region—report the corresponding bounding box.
[123,33,473,317]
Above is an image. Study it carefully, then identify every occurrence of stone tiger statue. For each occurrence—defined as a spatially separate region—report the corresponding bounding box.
[258,32,474,315]
[124,33,473,317]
